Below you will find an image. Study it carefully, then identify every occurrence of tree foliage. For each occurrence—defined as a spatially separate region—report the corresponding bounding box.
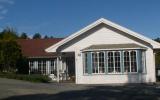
[44,35,49,39]
[0,27,18,40]
[33,33,41,39]
[0,27,22,73]
[154,38,160,66]
[0,41,22,72]
[20,32,28,39]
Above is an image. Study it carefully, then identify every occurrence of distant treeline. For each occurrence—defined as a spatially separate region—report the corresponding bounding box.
[20,32,56,39]
[0,27,57,39]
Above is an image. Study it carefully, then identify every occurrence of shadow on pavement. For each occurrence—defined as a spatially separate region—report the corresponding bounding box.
[3,85,160,100]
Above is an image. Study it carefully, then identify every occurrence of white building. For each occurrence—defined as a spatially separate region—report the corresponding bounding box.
[45,18,160,84]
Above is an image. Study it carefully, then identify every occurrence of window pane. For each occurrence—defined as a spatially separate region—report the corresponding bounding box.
[38,61,41,74]
[51,60,54,74]
[99,52,105,73]
[130,51,137,72]
[115,52,121,73]
[29,61,34,73]
[42,61,46,75]
[124,51,130,72]
[92,52,98,73]
[108,52,114,73]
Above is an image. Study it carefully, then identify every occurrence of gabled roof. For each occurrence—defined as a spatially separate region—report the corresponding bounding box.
[17,38,63,58]
[46,18,160,52]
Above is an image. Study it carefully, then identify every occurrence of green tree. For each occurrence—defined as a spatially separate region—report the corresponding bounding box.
[33,33,41,39]
[0,27,18,40]
[155,38,160,43]
[20,32,28,39]
[16,56,29,74]
[0,40,22,72]
[0,27,22,73]
[50,36,54,39]
[154,38,160,66]
[44,35,49,39]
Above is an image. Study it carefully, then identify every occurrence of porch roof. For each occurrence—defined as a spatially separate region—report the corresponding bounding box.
[82,43,146,51]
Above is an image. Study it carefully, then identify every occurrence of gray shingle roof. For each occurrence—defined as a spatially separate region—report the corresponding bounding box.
[83,43,146,51]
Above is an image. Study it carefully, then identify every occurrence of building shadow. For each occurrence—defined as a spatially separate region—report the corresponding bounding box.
[3,85,160,100]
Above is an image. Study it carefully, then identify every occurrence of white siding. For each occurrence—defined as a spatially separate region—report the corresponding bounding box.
[61,26,155,84]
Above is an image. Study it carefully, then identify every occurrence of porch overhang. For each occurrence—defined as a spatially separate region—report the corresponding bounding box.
[82,43,147,51]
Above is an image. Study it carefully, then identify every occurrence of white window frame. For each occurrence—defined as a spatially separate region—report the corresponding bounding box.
[107,51,114,73]
[123,50,138,73]
[107,51,121,74]
[99,52,105,73]
[29,61,34,73]
[114,51,121,73]
[91,51,105,74]
[83,49,143,75]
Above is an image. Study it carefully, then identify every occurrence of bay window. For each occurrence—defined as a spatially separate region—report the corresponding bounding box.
[83,49,145,74]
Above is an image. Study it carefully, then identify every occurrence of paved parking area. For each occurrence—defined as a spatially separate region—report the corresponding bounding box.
[0,78,160,100]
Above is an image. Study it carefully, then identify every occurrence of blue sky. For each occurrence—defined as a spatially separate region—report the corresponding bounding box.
[0,0,160,38]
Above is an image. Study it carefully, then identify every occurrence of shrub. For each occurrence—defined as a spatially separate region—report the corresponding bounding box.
[0,73,51,83]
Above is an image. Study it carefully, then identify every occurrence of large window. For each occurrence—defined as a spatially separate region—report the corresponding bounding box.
[92,52,105,74]
[42,61,46,74]
[130,51,137,72]
[124,51,130,72]
[107,51,121,73]
[114,51,121,73]
[124,51,137,73]
[51,60,57,74]
[29,61,35,73]
[83,50,143,74]
[38,61,41,74]
[108,52,114,73]
[99,52,105,73]
[29,60,58,75]
[38,61,47,75]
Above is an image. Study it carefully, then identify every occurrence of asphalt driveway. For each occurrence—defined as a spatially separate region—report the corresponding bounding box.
[0,78,160,100]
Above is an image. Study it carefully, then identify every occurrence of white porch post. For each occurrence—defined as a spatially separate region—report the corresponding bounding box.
[34,61,36,73]
[47,61,50,75]
[57,57,60,82]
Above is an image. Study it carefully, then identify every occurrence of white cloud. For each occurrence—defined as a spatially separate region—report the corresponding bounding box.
[0,9,8,14]
[0,0,14,5]
[0,0,15,20]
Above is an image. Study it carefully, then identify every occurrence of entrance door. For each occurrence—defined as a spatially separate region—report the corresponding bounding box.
[65,57,75,81]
